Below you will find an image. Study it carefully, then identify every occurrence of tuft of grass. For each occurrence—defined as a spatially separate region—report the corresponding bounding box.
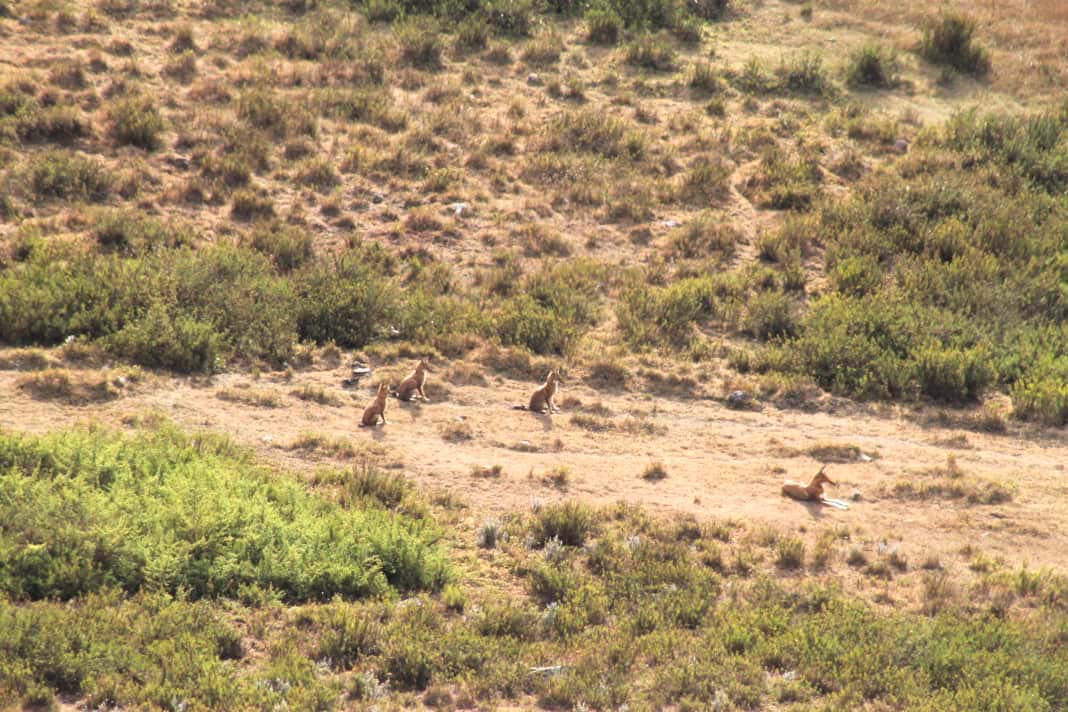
[641,460,668,481]
[230,189,276,221]
[585,7,623,45]
[27,150,113,202]
[440,421,474,442]
[107,95,165,150]
[625,34,676,71]
[17,368,134,405]
[291,384,344,406]
[531,500,595,547]
[846,44,900,89]
[216,386,284,408]
[775,536,805,569]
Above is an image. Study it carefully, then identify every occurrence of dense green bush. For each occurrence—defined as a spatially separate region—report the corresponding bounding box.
[294,247,401,348]
[0,591,244,709]
[245,221,314,272]
[0,426,450,601]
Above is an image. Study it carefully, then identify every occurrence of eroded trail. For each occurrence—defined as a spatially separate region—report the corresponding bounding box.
[3,361,1067,574]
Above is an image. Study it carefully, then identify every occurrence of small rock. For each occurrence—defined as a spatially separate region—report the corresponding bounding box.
[261,435,273,444]
[726,390,750,409]
[851,489,862,501]
[893,138,909,154]
[164,154,191,170]
[857,452,873,462]
[448,201,469,217]
[371,191,386,204]
[527,72,541,85]
[659,219,681,228]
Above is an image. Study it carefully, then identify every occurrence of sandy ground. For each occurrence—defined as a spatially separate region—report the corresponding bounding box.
[4,357,1067,578]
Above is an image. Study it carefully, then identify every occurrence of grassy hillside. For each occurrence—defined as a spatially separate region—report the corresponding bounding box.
[2,0,1068,419]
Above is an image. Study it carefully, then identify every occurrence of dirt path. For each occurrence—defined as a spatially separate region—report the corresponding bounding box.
[3,360,1067,575]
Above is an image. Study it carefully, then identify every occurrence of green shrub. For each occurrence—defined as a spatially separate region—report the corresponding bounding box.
[105,303,224,372]
[454,13,490,51]
[531,501,596,547]
[493,293,581,355]
[364,0,403,23]
[245,221,314,272]
[775,537,805,569]
[776,51,831,95]
[294,156,340,190]
[744,291,797,341]
[0,591,244,708]
[522,29,564,66]
[687,0,728,20]
[846,44,899,89]
[689,60,723,93]
[230,189,276,221]
[667,213,739,260]
[609,0,678,29]
[27,150,112,202]
[0,426,450,601]
[107,95,165,150]
[585,7,623,45]
[92,210,194,255]
[544,108,645,159]
[617,276,718,348]
[294,248,400,348]
[1008,373,1068,422]
[912,342,995,404]
[679,155,732,204]
[919,12,990,77]
[15,104,90,143]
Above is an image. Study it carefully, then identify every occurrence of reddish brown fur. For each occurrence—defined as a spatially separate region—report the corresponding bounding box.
[528,370,561,413]
[395,359,431,402]
[360,383,390,427]
[782,465,836,502]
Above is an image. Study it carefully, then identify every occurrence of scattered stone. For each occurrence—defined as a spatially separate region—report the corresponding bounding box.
[164,154,190,170]
[527,73,541,85]
[371,191,386,204]
[726,390,750,409]
[851,489,862,501]
[893,138,909,154]
[659,219,681,228]
[448,201,469,217]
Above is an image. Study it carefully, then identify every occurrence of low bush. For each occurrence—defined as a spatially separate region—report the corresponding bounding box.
[107,95,165,150]
[27,150,112,202]
[846,44,899,89]
[625,34,676,71]
[585,7,623,45]
[0,425,450,601]
[531,501,596,547]
[919,12,990,77]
